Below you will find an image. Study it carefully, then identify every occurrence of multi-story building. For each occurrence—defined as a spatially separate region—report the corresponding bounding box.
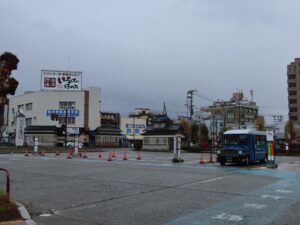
[287,58,300,129]
[8,87,101,146]
[203,91,259,132]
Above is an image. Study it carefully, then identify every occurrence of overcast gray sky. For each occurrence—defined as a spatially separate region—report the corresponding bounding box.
[1,0,299,119]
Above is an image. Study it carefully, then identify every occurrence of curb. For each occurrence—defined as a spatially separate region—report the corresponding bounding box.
[16,202,37,225]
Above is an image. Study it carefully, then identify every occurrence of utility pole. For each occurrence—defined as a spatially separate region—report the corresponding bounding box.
[186,90,197,147]
[64,108,68,147]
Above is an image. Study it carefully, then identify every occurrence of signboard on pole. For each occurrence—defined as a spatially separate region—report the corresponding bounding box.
[41,70,82,91]
[15,115,25,146]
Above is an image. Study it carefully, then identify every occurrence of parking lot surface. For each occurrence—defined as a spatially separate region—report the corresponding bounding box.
[0,148,300,225]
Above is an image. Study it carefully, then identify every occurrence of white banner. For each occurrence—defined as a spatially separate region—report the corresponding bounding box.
[15,116,25,146]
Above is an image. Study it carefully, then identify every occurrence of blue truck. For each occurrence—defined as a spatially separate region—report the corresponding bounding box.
[217,129,268,166]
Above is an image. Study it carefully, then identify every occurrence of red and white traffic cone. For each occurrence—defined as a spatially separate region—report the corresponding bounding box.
[123,150,128,160]
[199,153,205,164]
[67,151,72,159]
[107,153,113,161]
[24,149,29,157]
[55,150,60,156]
[98,151,102,159]
[40,150,45,157]
[136,151,142,160]
[82,150,88,159]
[112,150,116,158]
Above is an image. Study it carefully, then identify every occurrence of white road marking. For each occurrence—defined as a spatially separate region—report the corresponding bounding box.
[212,213,243,222]
[261,195,283,200]
[0,161,9,164]
[244,203,266,209]
[39,213,51,217]
[199,177,224,183]
[180,177,224,188]
[275,189,292,193]
[69,204,97,211]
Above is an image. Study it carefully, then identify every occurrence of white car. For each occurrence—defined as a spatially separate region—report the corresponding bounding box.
[64,141,83,148]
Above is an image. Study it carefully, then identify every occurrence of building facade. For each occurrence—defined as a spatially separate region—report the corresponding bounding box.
[287,58,300,129]
[8,87,101,146]
[203,92,259,132]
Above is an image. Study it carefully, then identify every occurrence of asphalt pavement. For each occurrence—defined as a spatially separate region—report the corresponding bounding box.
[0,148,300,225]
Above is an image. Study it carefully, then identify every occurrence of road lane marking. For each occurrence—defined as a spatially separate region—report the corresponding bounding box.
[212,213,243,222]
[261,195,283,200]
[39,213,51,217]
[0,161,9,164]
[179,176,224,188]
[199,177,224,183]
[244,203,266,209]
[275,189,292,193]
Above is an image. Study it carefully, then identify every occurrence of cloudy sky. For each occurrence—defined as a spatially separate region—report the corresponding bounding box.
[1,0,299,119]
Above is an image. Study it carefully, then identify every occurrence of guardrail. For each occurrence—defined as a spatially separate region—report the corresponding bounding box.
[0,168,10,202]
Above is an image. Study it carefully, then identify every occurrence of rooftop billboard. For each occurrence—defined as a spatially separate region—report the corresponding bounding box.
[41,70,82,91]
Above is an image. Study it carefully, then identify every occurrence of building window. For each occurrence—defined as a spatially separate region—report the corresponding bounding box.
[289,83,296,88]
[289,99,297,104]
[59,101,76,109]
[291,116,298,121]
[25,103,33,111]
[126,128,132,134]
[58,117,75,125]
[290,107,298,113]
[288,74,296,79]
[289,91,297,96]
[25,118,32,126]
[17,104,24,111]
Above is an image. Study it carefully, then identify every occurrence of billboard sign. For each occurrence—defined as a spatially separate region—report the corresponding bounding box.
[41,70,82,91]
[47,109,79,117]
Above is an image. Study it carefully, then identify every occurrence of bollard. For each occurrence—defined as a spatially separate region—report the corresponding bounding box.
[0,168,10,202]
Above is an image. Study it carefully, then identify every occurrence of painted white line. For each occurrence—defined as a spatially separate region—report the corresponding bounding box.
[261,195,283,200]
[200,177,224,183]
[180,177,224,188]
[39,213,51,217]
[244,203,266,209]
[69,204,97,211]
[0,161,9,164]
[275,189,292,193]
[212,213,243,222]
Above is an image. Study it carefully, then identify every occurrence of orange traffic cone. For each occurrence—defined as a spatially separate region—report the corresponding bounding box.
[41,150,45,156]
[67,150,72,159]
[24,149,29,157]
[98,151,102,159]
[107,153,113,161]
[82,150,88,159]
[136,151,142,160]
[123,151,128,160]
[112,150,116,158]
[55,150,60,156]
[199,153,205,164]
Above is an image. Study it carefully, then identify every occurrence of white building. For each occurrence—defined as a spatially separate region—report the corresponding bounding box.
[120,117,147,146]
[8,87,101,146]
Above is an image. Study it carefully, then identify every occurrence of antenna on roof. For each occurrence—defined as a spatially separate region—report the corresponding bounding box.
[163,102,167,115]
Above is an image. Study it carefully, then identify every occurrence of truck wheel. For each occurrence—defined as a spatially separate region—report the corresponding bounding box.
[244,156,250,167]
[220,157,226,166]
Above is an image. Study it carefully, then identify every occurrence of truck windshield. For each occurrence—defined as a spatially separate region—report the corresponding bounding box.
[223,134,248,146]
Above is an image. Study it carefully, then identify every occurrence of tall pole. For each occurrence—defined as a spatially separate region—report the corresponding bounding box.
[64,108,68,147]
